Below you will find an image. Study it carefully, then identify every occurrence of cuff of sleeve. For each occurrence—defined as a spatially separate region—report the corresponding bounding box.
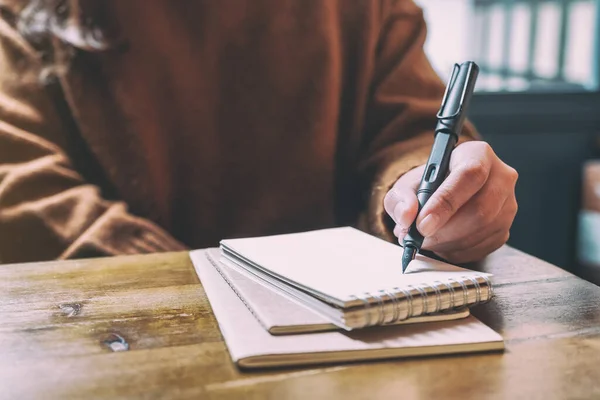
[59,203,188,259]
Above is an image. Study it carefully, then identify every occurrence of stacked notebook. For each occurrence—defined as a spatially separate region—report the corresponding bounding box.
[190,227,504,369]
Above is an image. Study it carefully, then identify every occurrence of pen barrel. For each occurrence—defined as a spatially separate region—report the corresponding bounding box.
[402,131,457,248]
[401,61,478,253]
[417,130,457,197]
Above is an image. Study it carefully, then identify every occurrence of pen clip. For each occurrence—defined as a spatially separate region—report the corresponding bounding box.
[435,62,474,120]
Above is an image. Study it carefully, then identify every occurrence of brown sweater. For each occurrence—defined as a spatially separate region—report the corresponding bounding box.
[0,0,477,263]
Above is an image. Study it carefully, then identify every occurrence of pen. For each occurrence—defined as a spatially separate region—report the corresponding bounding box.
[401,61,479,273]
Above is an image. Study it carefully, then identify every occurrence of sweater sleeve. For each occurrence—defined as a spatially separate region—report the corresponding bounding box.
[0,18,186,263]
[358,0,480,242]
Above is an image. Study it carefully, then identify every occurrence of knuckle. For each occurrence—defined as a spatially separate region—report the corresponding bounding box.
[501,198,518,221]
[462,141,494,162]
[507,166,519,183]
[459,160,489,186]
[474,201,495,226]
[509,199,519,217]
[434,187,457,215]
[501,218,515,234]
[475,141,494,158]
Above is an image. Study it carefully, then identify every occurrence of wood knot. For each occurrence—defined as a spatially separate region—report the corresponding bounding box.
[58,303,82,317]
[103,333,130,352]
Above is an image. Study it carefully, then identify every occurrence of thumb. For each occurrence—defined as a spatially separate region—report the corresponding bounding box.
[384,166,423,235]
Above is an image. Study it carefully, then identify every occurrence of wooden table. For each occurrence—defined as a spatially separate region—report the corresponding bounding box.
[2,246,600,399]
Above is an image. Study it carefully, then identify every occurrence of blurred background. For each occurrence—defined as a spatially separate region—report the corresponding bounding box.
[415,0,600,282]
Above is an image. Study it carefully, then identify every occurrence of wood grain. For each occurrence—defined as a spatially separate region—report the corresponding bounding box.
[1,246,600,399]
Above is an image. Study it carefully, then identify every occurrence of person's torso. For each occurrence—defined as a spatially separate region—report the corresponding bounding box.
[61,0,385,248]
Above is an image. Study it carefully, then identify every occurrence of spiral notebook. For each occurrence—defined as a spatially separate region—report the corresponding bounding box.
[193,248,504,368]
[220,227,493,330]
[200,248,470,334]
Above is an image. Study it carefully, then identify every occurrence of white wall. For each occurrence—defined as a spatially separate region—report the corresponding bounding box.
[414,0,472,81]
[415,0,597,90]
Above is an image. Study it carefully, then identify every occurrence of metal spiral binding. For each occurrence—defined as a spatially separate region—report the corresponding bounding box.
[373,291,386,326]
[382,289,400,324]
[469,276,482,306]
[474,275,494,304]
[435,280,457,309]
[431,284,442,313]
[481,275,494,301]
[411,285,429,314]
[451,278,469,308]
[349,293,372,328]
[352,275,494,327]
[397,287,414,319]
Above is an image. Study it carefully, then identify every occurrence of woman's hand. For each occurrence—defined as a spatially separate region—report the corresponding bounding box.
[384,141,518,263]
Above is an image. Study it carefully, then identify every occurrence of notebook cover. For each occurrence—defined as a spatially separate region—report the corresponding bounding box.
[192,249,505,369]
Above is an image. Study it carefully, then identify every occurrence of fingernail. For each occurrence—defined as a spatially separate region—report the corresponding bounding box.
[418,214,439,237]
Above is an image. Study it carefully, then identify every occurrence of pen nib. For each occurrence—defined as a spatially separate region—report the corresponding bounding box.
[402,245,417,273]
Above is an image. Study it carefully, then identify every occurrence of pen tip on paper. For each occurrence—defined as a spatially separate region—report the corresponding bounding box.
[402,245,417,273]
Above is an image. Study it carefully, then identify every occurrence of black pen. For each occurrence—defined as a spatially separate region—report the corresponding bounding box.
[401,61,479,273]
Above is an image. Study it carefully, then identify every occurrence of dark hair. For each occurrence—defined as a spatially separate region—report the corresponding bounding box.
[14,0,119,76]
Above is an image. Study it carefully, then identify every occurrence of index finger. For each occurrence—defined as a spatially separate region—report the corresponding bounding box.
[416,142,493,237]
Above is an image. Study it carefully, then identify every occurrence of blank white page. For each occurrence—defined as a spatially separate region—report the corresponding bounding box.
[220,227,490,304]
